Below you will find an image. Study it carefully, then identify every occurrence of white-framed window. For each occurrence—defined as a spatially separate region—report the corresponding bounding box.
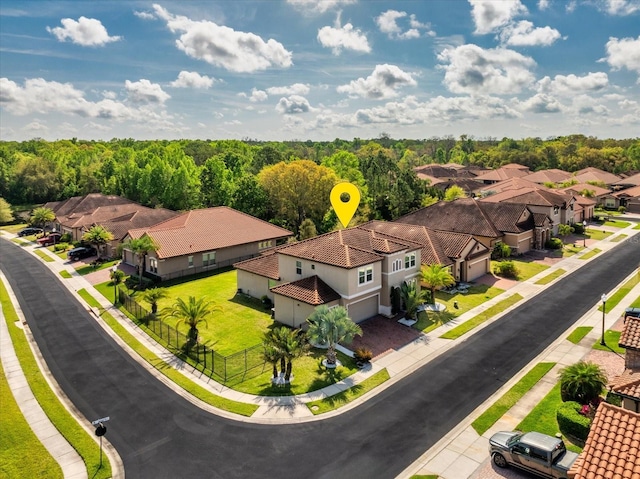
[149,258,158,274]
[203,251,216,267]
[259,240,273,249]
[358,265,373,285]
[404,253,416,269]
[188,255,193,267]
[296,260,302,275]
[392,259,403,272]
[553,206,559,215]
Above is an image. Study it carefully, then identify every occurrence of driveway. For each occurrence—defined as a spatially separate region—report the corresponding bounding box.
[347,315,421,359]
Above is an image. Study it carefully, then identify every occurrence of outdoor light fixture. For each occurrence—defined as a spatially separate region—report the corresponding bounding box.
[601,293,607,346]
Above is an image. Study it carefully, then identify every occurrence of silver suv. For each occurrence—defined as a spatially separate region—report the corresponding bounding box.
[489,431,578,479]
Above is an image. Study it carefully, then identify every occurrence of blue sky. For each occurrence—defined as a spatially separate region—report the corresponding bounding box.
[1,0,639,141]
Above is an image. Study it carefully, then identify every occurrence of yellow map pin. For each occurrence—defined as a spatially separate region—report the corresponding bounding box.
[330,182,360,228]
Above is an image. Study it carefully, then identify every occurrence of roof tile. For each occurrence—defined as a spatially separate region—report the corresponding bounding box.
[270,275,341,305]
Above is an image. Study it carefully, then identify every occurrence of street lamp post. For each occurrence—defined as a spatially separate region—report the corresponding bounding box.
[112,265,118,306]
[583,220,587,247]
[601,293,607,346]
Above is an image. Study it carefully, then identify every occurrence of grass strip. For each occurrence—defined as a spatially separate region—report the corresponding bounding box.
[579,248,601,260]
[75,260,118,276]
[0,361,62,479]
[604,220,631,228]
[516,382,582,453]
[471,362,555,436]
[410,476,438,479]
[566,326,593,345]
[440,294,523,340]
[610,234,627,243]
[59,270,72,279]
[33,249,54,262]
[535,269,566,285]
[76,289,258,417]
[0,281,112,479]
[598,273,640,313]
[306,369,390,414]
[592,330,625,355]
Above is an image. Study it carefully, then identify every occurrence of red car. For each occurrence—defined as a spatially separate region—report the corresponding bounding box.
[37,233,62,246]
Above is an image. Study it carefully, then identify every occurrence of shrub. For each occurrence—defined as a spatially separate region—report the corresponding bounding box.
[261,295,273,308]
[53,242,70,252]
[125,275,155,290]
[60,233,72,243]
[493,260,519,279]
[572,223,585,234]
[557,401,591,442]
[492,243,512,259]
[354,347,373,363]
[605,391,622,407]
[618,206,626,213]
[559,360,607,404]
[545,238,563,249]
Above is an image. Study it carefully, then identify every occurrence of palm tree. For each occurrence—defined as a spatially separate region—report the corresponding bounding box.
[281,328,309,381]
[162,296,221,348]
[110,268,125,305]
[264,326,309,382]
[307,306,362,366]
[30,206,55,232]
[121,235,159,288]
[262,343,282,380]
[559,361,607,404]
[82,225,114,258]
[142,287,168,315]
[420,264,455,305]
[400,281,428,320]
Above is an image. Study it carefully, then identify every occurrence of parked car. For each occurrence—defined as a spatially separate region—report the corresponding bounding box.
[624,307,640,319]
[17,227,43,237]
[67,246,97,261]
[36,233,62,246]
[489,431,578,479]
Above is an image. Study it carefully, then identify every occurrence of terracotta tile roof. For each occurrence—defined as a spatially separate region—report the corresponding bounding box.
[397,198,502,238]
[559,183,611,197]
[270,275,341,305]
[573,167,622,185]
[99,208,179,240]
[432,178,485,194]
[474,163,531,182]
[610,369,640,400]
[532,212,550,227]
[620,316,640,351]
[614,172,640,187]
[52,194,136,221]
[474,177,548,195]
[476,202,534,233]
[522,169,573,184]
[480,187,574,208]
[413,164,478,179]
[128,207,293,259]
[568,402,640,479]
[613,185,640,199]
[234,250,280,280]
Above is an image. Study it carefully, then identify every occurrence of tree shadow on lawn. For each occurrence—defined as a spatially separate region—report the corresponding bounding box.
[228,293,272,315]
[413,310,458,333]
[159,266,234,288]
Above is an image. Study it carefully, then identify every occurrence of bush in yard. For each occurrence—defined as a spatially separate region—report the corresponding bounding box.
[260,295,272,308]
[618,206,626,213]
[492,243,511,259]
[557,401,591,442]
[559,360,607,404]
[605,391,622,406]
[545,237,563,249]
[572,223,585,234]
[353,348,373,363]
[54,242,69,252]
[493,260,519,279]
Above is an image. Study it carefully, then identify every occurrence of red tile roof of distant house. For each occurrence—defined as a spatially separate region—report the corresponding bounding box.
[474,163,531,182]
[559,183,611,198]
[620,316,640,351]
[480,187,574,208]
[568,402,640,479]
[127,207,293,259]
[234,250,281,280]
[473,177,546,195]
[522,169,572,184]
[271,275,341,305]
[613,185,640,199]
[610,369,640,401]
[572,167,622,185]
[613,172,640,187]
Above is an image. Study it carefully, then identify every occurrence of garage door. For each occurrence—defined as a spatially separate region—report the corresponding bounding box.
[627,201,640,214]
[347,295,379,323]
[467,257,488,281]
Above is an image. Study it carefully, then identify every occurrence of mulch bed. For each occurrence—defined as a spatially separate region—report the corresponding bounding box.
[346,315,421,359]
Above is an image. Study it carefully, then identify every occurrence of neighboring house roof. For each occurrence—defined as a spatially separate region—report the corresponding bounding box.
[48,193,135,221]
[559,183,611,198]
[568,402,640,479]
[476,202,535,234]
[480,187,574,208]
[610,369,640,401]
[432,178,484,194]
[619,316,640,351]
[522,169,572,184]
[613,172,640,187]
[613,185,640,199]
[99,208,179,240]
[573,167,622,185]
[473,177,545,195]
[234,250,280,280]
[473,163,530,182]
[413,164,478,179]
[532,212,550,227]
[270,275,341,305]
[127,207,293,259]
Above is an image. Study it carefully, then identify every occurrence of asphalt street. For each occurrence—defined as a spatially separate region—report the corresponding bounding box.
[1,237,638,479]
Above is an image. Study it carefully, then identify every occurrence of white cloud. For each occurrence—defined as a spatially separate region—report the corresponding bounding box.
[571,94,610,115]
[276,95,314,114]
[134,10,156,20]
[537,72,609,94]
[337,64,417,99]
[24,120,49,133]
[499,20,562,47]
[538,0,550,10]
[604,0,640,15]
[238,88,268,102]
[84,121,112,132]
[266,83,311,96]
[376,10,435,40]
[125,79,170,104]
[46,17,121,46]
[468,0,528,34]
[602,36,640,78]
[153,4,292,73]
[519,93,563,113]
[437,44,536,95]
[170,71,215,89]
[286,0,356,14]
[317,15,370,55]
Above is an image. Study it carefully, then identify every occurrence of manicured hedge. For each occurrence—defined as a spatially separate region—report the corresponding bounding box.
[557,401,591,442]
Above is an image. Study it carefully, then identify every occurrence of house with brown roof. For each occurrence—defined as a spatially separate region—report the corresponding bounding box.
[572,167,622,186]
[44,193,178,257]
[473,177,546,197]
[473,163,531,184]
[124,207,293,281]
[521,168,573,185]
[558,183,608,218]
[609,185,640,213]
[609,315,640,413]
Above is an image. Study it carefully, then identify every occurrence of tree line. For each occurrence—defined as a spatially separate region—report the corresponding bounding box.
[0,135,638,235]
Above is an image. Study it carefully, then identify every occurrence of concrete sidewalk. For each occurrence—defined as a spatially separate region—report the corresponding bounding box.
[1,219,638,478]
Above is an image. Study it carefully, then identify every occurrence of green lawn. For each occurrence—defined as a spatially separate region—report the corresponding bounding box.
[535,269,566,285]
[566,326,593,344]
[74,259,119,276]
[516,382,582,453]
[440,294,523,339]
[0,282,112,479]
[471,363,555,436]
[491,259,549,281]
[413,285,504,333]
[604,219,631,228]
[0,223,28,234]
[33,249,55,262]
[580,248,602,260]
[610,234,628,242]
[592,330,625,354]
[59,270,72,279]
[585,229,612,241]
[598,273,639,313]
[306,368,390,414]
[634,224,640,230]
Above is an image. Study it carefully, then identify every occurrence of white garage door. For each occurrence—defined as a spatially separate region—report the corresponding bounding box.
[467,257,488,281]
[347,295,379,323]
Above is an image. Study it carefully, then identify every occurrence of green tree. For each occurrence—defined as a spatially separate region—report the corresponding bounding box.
[262,343,282,380]
[162,296,221,348]
[264,326,309,382]
[231,175,269,219]
[110,269,125,305]
[559,361,607,404]
[201,156,234,207]
[400,281,428,320]
[141,287,169,315]
[444,185,467,201]
[557,224,575,243]
[0,198,14,223]
[30,206,55,230]
[121,235,159,288]
[82,225,114,258]
[307,306,362,366]
[298,218,317,240]
[420,264,455,305]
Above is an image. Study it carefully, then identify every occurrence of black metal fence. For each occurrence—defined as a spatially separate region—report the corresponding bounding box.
[118,289,265,382]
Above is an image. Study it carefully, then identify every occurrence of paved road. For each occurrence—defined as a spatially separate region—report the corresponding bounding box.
[1,237,638,479]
